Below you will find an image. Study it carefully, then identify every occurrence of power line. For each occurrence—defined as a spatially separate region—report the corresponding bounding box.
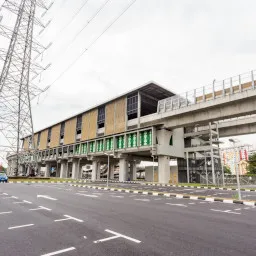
[44,0,90,41]
[47,0,111,66]
[45,0,137,90]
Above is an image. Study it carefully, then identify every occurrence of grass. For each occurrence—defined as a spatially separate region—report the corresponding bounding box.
[8,177,75,182]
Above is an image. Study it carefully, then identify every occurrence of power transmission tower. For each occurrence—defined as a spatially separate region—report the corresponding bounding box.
[0,0,52,176]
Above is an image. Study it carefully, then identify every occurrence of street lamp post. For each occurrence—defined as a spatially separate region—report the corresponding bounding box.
[229,139,242,200]
[152,155,155,183]
[104,153,113,188]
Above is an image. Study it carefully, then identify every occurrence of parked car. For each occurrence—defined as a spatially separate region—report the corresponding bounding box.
[0,173,8,183]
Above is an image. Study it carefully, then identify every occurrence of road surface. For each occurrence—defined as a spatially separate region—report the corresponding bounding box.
[0,183,255,256]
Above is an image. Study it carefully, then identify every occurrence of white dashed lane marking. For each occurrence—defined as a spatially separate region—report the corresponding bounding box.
[93,229,141,244]
[210,209,241,215]
[29,206,52,211]
[166,203,187,207]
[41,247,76,256]
[134,198,150,202]
[54,215,84,223]
[8,224,35,230]
[0,211,12,215]
[75,193,98,198]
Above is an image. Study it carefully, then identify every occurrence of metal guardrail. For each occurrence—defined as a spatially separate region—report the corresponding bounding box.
[158,70,256,113]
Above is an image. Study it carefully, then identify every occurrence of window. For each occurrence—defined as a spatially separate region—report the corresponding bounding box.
[37,132,41,147]
[98,106,105,128]
[76,115,82,135]
[127,94,138,120]
[60,122,65,139]
[47,128,51,143]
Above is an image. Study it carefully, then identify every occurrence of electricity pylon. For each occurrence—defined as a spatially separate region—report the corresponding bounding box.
[0,0,52,176]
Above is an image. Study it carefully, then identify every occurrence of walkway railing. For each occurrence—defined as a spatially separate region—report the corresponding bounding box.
[158,70,256,113]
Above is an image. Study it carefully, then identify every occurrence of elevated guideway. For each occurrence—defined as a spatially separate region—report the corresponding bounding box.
[142,70,256,129]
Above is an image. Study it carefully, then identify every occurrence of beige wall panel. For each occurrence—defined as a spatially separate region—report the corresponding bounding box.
[64,117,76,145]
[105,102,115,135]
[39,129,48,150]
[23,138,29,150]
[88,109,97,140]
[81,113,90,141]
[51,124,61,148]
[33,133,38,149]
[114,97,126,133]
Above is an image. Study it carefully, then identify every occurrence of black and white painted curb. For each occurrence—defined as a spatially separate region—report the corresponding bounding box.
[74,179,256,192]
[70,184,256,206]
[140,182,256,192]
[7,180,74,184]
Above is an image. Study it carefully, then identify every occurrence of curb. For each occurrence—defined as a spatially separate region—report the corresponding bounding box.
[141,183,256,192]
[7,180,75,184]
[69,184,256,206]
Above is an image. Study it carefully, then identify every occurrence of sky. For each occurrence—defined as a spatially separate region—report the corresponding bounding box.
[1,0,256,152]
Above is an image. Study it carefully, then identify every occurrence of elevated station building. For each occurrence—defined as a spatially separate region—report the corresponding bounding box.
[11,82,185,183]
[7,69,256,184]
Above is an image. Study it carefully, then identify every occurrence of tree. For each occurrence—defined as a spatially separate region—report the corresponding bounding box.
[223,165,231,174]
[247,153,256,174]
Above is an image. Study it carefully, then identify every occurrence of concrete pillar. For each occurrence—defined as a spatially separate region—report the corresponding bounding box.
[96,163,101,180]
[71,159,79,180]
[18,164,25,176]
[45,163,50,178]
[158,156,170,184]
[91,161,98,181]
[109,164,115,179]
[26,166,31,176]
[130,161,137,181]
[56,163,61,178]
[60,160,68,178]
[119,158,128,182]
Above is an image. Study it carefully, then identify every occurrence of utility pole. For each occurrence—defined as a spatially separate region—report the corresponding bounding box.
[0,0,52,176]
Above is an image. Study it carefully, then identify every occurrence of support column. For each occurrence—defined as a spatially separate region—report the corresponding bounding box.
[158,156,170,184]
[71,159,79,180]
[109,164,115,179]
[119,158,128,182]
[45,163,50,178]
[26,166,31,176]
[60,160,68,178]
[130,161,137,181]
[91,161,98,181]
[96,163,101,180]
[186,152,190,183]
[56,163,61,178]
[18,164,25,176]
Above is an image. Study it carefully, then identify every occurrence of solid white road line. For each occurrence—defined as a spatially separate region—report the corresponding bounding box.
[41,247,76,256]
[75,193,98,198]
[0,211,12,215]
[8,224,34,230]
[54,215,83,223]
[210,209,241,215]
[94,229,141,244]
[166,203,187,207]
[29,206,52,211]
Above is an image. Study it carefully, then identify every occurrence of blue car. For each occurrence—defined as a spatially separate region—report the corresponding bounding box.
[0,173,8,183]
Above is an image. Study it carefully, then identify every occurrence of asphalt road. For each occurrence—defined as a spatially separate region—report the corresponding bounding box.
[85,181,256,201]
[0,183,255,256]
